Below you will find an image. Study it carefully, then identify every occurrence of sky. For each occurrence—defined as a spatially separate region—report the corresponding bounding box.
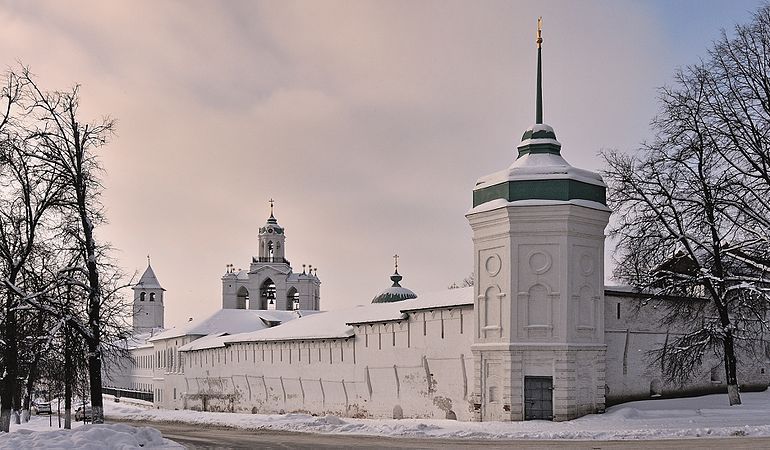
[0,0,766,328]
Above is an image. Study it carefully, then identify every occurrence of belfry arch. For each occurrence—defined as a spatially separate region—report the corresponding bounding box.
[260,278,276,310]
[287,286,299,310]
[236,286,250,309]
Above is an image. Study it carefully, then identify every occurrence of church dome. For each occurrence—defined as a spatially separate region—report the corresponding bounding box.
[260,202,284,235]
[471,27,606,209]
[372,263,417,304]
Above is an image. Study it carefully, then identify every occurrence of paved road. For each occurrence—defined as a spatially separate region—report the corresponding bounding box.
[111,418,770,450]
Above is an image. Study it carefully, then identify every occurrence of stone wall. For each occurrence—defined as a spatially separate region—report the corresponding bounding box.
[165,305,475,420]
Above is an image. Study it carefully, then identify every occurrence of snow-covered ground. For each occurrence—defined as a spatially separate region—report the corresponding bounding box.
[0,409,182,449]
[102,390,770,440]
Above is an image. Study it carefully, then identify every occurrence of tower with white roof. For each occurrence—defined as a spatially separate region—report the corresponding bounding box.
[467,18,610,421]
[133,258,165,332]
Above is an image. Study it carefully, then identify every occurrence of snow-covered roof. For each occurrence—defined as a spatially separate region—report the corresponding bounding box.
[371,286,417,303]
[474,152,605,191]
[148,309,302,342]
[180,287,474,351]
[117,332,156,350]
[398,286,473,311]
[133,264,164,291]
[177,332,228,351]
[467,198,610,215]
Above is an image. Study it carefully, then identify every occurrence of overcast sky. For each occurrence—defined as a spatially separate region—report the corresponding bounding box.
[0,0,765,328]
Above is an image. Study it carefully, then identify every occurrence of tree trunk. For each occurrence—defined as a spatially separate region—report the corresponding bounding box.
[22,344,42,423]
[0,291,18,432]
[64,326,72,429]
[724,332,742,406]
[12,377,21,425]
[74,121,105,425]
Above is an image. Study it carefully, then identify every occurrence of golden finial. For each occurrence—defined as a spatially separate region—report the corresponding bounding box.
[393,254,399,273]
[536,17,543,49]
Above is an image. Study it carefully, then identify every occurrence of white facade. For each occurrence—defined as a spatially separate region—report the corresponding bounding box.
[467,201,609,421]
[221,210,321,312]
[132,264,165,333]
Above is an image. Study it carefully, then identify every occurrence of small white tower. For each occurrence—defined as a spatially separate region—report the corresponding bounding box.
[132,258,165,333]
[467,19,609,422]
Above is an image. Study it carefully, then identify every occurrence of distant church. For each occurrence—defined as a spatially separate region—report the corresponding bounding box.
[106,21,769,422]
[221,202,321,312]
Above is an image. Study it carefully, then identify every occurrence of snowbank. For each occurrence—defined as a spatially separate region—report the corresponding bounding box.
[103,389,770,440]
[0,422,182,449]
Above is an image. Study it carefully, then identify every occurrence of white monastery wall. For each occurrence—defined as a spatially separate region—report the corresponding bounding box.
[160,304,475,420]
[603,291,770,405]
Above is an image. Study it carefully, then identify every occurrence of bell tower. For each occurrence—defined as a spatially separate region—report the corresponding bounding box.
[132,257,165,333]
[467,18,610,422]
[258,199,286,262]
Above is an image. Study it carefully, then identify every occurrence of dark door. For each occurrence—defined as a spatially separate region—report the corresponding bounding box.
[524,376,553,420]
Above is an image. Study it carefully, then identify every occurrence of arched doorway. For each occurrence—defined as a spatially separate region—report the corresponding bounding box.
[287,287,300,311]
[259,278,276,310]
[236,286,249,309]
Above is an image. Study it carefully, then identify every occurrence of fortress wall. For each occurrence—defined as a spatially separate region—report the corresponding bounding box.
[167,304,475,420]
[604,293,770,405]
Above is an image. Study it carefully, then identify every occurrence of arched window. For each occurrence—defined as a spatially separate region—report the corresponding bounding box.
[236,286,250,309]
[150,292,156,302]
[260,278,276,309]
[268,241,274,259]
[140,292,146,301]
[287,287,300,311]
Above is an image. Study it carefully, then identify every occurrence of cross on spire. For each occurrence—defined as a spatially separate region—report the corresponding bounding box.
[269,198,275,217]
[393,254,399,273]
[147,254,151,266]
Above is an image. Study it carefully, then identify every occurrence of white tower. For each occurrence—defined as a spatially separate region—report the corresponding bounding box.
[222,200,322,311]
[132,259,165,333]
[467,19,610,422]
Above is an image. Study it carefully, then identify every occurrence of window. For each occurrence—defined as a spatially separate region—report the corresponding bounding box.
[140,292,146,301]
[150,292,156,302]
[616,303,621,320]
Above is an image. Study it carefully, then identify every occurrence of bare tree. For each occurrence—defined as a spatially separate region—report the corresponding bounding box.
[0,70,66,431]
[448,273,474,289]
[19,68,116,424]
[603,5,770,406]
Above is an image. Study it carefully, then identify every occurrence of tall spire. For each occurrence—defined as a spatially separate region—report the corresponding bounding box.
[536,16,543,125]
[269,198,275,218]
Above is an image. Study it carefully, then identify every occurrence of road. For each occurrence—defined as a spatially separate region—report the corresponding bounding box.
[111,418,770,450]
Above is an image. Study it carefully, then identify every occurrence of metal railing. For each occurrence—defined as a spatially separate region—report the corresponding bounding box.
[102,386,154,403]
[252,257,290,265]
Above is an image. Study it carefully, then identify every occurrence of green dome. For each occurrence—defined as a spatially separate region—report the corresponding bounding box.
[372,271,417,304]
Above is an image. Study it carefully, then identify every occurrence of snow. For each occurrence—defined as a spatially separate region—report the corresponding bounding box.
[467,198,610,215]
[0,413,181,449]
[181,288,474,350]
[518,137,562,147]
[526,123,556,133]
[134,265,164,290]
[101,390,770,441]
[399,286,473,312]
[474,152,606,190]
[149,308,302,341]
[372,285,417,302]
